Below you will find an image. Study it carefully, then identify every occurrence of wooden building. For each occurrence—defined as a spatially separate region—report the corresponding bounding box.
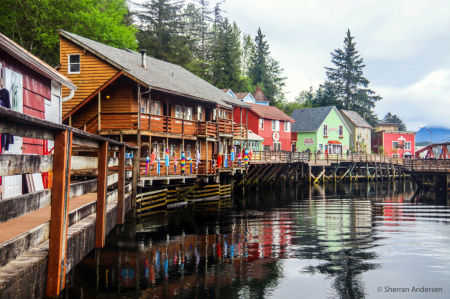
[57,30,251,182]
[0,32,77,199]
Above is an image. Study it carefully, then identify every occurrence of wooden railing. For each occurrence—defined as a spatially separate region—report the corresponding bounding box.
[403,159,450,173]
[101,112,138,131]
[0,106,138,297]
[219,118,232,135]
[233,123,246,138]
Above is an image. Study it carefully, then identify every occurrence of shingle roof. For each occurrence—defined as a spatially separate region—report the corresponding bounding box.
[340,110,372,129]
[248,103,294,122]
[253,86,270,103]
[59,30,250,109]
[234,92,252,100]
[290,106,334,132]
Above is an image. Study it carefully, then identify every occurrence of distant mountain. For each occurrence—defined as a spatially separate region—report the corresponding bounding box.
[415,127,450,144]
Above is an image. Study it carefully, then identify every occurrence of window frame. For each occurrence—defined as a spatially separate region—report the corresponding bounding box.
[140,98,149,114]
[392,141,400,149]
[323,125,328,136]
[184,107,193,120]
[68,54,81,74]
[272,120,280,131]
[404,141,411,150]
[175,105,182,119]
[273,142,281,151]
[339,125,343,136]
[197,105,203,121]
[259,118,264,129]
[284,121,290,132]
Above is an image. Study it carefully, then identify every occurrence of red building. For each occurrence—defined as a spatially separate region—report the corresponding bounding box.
[0,32,76,199]
[372,127,416,158]
[236,103,294,151]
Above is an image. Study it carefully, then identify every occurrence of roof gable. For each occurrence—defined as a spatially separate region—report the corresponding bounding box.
[59,30,250,108]
[340,110,372,129]
[248,103,294,122]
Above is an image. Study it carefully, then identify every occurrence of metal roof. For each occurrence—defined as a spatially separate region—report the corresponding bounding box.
[0,32,77,90]
[340,110,372,129]
[290,106,334,132]
[59,30,249,108]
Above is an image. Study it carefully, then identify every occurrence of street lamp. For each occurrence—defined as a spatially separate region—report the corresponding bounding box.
[419,127,432,145]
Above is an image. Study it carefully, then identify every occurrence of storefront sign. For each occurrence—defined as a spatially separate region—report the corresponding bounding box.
[304,138,314,146]
[329,127,338,132]
[272,132,280,142]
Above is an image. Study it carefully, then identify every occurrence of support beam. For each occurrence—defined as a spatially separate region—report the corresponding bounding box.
[313,167,326,184]
[117,145,126,225]
[46,130,72,297]
[131,148,139,212]
[95,141,109,248]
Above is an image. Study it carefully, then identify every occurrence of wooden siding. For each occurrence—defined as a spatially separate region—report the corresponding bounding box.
[59,37,118,116]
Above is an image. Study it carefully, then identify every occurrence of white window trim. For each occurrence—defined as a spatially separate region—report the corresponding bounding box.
[323,125,328,136]
[175,105,182,119]
[259,118,264,130]
[272,120,279,131]
[404,141,411,150]
[197,105,202,121]
[273,142,281,151]
[185,107,193,120]
[68,54,81,74]
[284,121,290,132]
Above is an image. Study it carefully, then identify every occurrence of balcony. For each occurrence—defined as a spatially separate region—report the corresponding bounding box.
[198,121,217,138]
[218,118,232,135]
[233,123,247,138]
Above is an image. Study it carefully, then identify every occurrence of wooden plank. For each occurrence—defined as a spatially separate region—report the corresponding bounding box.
[117,145,126,225]
[0,154,53,176]
[69,156,120,170]
[95,141,108,248]
[46,130,72,297]
[0,118,54,140]
[72,135,99,148]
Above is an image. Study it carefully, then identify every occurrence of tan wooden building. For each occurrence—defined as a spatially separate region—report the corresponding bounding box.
[57,30,251,182]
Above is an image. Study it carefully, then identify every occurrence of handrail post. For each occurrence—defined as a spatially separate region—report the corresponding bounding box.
[46,130,73,297]
[117,144,126,225]
[131,148,139,212]
[96,141,109,248]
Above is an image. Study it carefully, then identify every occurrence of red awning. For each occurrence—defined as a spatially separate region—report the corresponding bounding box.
[328,140,341,144]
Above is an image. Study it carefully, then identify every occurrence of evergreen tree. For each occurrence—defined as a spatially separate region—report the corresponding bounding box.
[325,29,381,126]
[383,112,407,131]
[248,28,286,106]
[133,0,191,66]
[194,0,213,60]
[211,19,245,90]
[241,33,253,74]
[0,0,137,66]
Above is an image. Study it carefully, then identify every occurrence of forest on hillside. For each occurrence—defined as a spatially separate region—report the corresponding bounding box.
[0,0,406,128]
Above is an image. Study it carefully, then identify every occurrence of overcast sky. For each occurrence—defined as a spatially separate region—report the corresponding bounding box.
[218,0,450,130]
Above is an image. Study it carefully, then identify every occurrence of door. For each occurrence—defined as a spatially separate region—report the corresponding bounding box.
[1,67,23,199]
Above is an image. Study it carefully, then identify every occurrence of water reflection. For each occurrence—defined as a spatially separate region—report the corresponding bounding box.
[66,181,450,299]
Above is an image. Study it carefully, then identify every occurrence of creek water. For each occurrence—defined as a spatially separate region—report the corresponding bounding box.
[65,182,450,299]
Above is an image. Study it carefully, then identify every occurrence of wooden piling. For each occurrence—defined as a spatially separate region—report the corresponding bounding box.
[46,130,72,297]
[117,145,126,224]
[95,141,109,248]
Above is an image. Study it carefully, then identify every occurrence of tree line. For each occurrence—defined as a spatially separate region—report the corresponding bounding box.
[0,0,406,129]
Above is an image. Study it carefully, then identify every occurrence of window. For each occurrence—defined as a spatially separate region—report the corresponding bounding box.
[323,125,328,136]
[392,141,400,149]
[272,120,279,131]
[151,100,161,115]
[339,125,343,136]
[284,121,290,132]
[175,105,182,118]
[273,142,281,151]
[213,109,217,121]
[319,144,323,150]
[186,144,191,159]
[170,143,176,157]
[259,118,264,129]
[140,98,149,113]
[197,105,203,121]
[404,141,411,150]
[185,107,192,120]
[68,54,80,74]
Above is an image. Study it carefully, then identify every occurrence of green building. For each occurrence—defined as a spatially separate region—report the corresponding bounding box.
[290,106,351,153]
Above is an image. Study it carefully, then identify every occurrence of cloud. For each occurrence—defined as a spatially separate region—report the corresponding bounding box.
[374,69,450,130]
